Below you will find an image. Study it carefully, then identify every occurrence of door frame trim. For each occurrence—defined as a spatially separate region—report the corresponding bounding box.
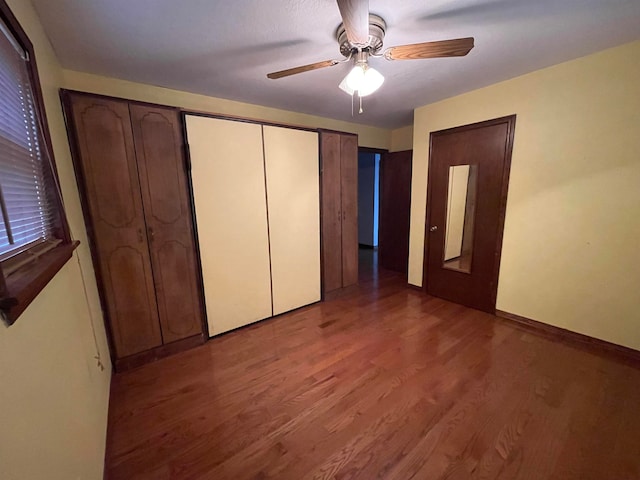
[422,115,517,312]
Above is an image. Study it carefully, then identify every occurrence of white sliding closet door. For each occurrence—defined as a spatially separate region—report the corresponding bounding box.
[186,116,272,335]
[263,126,321,316]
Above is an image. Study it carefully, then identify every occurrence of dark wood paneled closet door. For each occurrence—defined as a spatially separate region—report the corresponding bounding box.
[69,95,162,357]
[321,131,359,294]
[129,105,202,343]
[340,134,358,287]
[321,132,343,293]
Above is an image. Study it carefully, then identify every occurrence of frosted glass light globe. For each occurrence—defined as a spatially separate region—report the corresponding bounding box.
[358,67,384,97]
[345,65,366,91]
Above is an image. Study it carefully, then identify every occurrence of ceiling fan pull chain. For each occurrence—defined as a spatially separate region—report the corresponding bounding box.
[359,94,363,114]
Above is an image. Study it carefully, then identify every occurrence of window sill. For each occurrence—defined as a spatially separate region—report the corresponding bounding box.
[0,240,80,325]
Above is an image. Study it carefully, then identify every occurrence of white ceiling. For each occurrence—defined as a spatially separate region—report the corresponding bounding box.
[32,0,640,129]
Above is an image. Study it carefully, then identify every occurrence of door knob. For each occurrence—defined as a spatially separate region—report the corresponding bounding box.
[430,226,438,232]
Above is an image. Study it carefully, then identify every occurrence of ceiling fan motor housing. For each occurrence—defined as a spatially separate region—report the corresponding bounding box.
[337,14,386,57]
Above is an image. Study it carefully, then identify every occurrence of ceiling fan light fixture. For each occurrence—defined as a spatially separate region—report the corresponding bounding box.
[339,63,384,97]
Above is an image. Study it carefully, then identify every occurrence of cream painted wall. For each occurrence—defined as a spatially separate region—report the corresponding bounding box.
[61,70,392,150]
[409,40,640,351]
[390,124,413,152]
[0,1,111,479]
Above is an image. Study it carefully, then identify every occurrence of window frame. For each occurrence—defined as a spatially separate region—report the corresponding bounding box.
[0,0,77,325]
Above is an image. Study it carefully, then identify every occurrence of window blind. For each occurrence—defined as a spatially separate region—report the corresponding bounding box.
[0,17,57,260]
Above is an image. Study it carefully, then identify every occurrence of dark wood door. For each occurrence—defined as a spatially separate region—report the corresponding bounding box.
[340,134,359,287]
[425,115,516,313]
[321,132,343,293]
[379,150,412,274]
[68,94,162,357]
[130,104,203,343]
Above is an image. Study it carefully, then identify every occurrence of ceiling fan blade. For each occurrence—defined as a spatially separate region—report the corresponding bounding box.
[384,37,475,60]
[267,59,340,79]
[336,0,370,46]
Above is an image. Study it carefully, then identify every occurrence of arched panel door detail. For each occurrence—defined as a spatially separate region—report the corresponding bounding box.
[130,104,203,343]
[69,95,162,358]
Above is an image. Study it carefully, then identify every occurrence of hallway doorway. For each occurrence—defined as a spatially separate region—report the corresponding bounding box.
[357,150,380,250]
[357,148,382,284]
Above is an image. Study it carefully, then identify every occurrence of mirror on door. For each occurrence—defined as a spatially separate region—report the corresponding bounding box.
[443,164,478,273]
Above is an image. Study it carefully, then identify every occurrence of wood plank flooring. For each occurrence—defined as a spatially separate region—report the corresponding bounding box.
[105,251,640,479]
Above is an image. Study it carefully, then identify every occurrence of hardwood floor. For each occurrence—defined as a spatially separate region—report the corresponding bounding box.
[105,252,640,479]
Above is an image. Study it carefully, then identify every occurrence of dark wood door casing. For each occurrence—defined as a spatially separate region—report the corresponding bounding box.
[129,104,202,343]
[379,150,413,274]
[424,115,516,313]
[69,95,162,357]
[340,134,359,287]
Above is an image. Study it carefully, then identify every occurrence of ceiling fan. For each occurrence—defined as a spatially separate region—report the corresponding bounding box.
[266,0,474,108]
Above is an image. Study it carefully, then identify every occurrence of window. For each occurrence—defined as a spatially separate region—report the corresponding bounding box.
[0,1,76,325]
